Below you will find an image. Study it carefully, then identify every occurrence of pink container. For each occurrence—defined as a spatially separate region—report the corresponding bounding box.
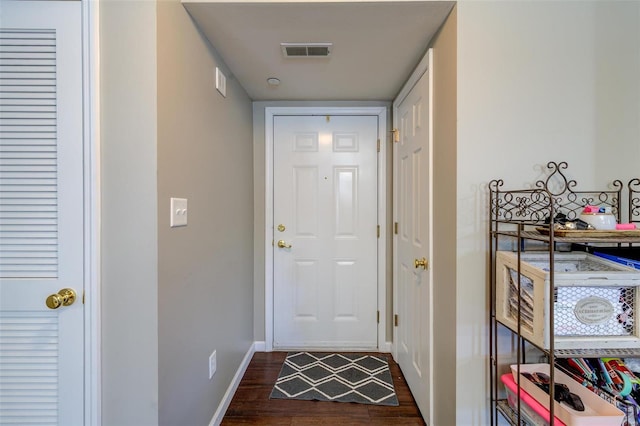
[501,373,567,426]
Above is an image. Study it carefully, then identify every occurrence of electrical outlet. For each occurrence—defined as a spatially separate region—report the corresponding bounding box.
[209,350,217,379]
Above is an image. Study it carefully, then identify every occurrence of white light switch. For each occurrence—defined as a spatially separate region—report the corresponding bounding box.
[170,198,188,227]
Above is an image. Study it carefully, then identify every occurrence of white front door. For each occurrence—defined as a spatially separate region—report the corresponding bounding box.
[0,2,85,425]
[273,115,378,349]
[393,60,432,420]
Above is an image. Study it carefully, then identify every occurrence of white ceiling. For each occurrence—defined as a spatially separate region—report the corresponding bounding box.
[182,1,455,101]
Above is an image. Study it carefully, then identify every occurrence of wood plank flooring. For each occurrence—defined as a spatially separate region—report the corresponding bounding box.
[222,352,426,425]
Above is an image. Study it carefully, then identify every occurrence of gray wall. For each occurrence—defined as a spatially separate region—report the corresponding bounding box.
[252,101,393,345]
[100,1,159,425]
[157,2,254,426]
[456,1,640,423]
[100,1,254,425]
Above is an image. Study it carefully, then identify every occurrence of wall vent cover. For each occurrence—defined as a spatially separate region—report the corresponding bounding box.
[281,43,332,58]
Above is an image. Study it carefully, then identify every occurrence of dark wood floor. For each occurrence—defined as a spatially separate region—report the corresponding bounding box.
[222,352,426,425]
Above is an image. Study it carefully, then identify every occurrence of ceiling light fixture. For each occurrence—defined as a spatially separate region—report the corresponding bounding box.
[267,77,281,87]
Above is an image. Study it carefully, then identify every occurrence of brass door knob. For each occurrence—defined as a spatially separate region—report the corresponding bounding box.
[414,258,428,270]
[46,288,77,310]
[277,240,292,249]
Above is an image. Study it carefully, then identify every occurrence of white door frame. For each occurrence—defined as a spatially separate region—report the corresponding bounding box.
[264,106,387,352]
[392,49,434,424]
[82,0,101,424]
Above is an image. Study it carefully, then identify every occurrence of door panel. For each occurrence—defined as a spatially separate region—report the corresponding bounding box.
[394,67,431,420]
[333,259,356,318]
[273,115,378,349]
[334,167,358,236]
[293,166,319,236]
[0,2,84,425]
[293,259,318,319]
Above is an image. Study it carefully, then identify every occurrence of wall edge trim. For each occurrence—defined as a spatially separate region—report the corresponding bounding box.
[208,342,256,426]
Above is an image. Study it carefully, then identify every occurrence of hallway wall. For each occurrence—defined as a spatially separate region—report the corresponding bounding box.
[456,1,640,423]
[157,1,255,425]
[100,1,255,425]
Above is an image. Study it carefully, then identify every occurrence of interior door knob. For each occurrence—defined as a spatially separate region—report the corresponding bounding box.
[277,240,292,249]
[46,288,77,310]
[414,258,428,270]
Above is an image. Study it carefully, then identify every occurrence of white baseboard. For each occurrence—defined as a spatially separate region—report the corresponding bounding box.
[379,341,392,353]
[254,340,391,353]
[208,342,256,426]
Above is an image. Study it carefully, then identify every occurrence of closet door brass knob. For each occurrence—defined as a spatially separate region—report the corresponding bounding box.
[414,258,428,270]
[46,288,77,309]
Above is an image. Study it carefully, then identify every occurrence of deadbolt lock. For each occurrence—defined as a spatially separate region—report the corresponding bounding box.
[277,224,286,232]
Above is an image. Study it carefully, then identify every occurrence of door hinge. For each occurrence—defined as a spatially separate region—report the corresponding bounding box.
[394,222,398,235]
[377,225,380,238]
[394,314,399,327]
[82,291,85,305]
[377,311,380,323]
[377,139,380,152]
[391,128,400,143]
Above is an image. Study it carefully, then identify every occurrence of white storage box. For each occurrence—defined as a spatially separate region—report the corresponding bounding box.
[496,251,640,350]
[510,364,624,426]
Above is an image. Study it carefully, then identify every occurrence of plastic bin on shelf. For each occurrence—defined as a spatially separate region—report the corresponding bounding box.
[510,364,624,426]
[593,252,640,271]
[501,373,566,426]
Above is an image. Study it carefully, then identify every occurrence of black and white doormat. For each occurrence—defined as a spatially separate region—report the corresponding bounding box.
[270,352,399,406]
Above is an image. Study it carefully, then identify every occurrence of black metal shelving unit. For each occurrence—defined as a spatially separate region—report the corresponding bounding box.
[489,161,640,425]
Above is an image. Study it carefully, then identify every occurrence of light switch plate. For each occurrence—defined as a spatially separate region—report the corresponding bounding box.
[209,350,217,379]
[170,198,188,227]
[215,67,227,97]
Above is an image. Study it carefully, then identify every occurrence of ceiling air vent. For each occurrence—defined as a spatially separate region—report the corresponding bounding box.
[281,43,332,58]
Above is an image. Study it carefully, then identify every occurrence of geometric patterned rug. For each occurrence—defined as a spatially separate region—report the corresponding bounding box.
[269,352,399,406]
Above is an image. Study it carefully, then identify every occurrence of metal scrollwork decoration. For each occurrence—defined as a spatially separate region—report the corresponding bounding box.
[489,178,550,224]
[535,161,576,197]
[488,179,504,219]
[630,178,640,223]
[489,161,623,225]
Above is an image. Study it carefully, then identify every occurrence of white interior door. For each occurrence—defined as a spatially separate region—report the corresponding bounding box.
[0,2,84,425]
[273,115,378,349]
[393,62,432,420]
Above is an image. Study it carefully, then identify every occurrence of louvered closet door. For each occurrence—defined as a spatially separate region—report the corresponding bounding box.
[0,2,84,425]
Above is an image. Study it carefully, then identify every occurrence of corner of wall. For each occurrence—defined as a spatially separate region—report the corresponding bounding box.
[100,1,159,425]
[430,5,457,425]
